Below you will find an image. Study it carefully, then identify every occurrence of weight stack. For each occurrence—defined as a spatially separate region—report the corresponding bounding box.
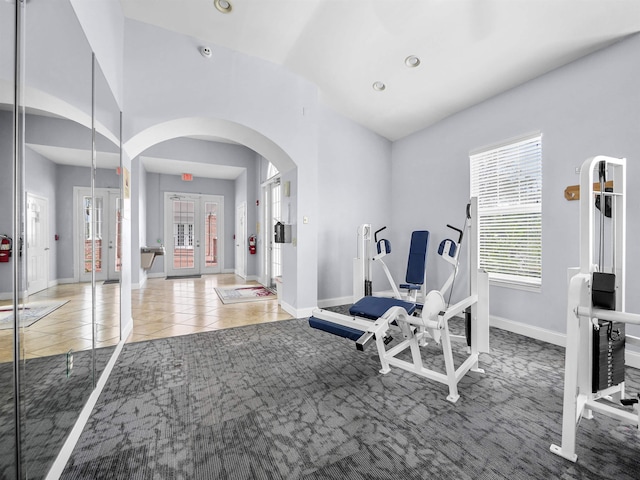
[592,320,625,393]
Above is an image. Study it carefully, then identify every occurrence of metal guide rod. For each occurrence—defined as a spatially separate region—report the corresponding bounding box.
[576,306,640,326]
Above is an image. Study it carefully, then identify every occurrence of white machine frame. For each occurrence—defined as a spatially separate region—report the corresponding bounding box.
[316,198,489,403]
[550,155,640,462]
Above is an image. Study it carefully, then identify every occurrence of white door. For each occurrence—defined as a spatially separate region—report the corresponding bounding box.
[76,187,120,282]
[235,203,246,278]
[164,193,224,277]
[26,193,49,295]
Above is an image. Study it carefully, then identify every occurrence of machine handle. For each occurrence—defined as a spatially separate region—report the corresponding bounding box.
[374,226,387,243]
[446,224,464,244]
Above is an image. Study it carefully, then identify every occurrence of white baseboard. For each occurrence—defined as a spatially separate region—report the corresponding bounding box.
[281,300,314,319]
[317,296,353,309]
[56,277,76,285]
[490,315,566,347]
[627,350,640,369]
[0,290,27,301]
[490,314,640,369]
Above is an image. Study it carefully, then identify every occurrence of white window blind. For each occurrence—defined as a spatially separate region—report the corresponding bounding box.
[470,134,542,287]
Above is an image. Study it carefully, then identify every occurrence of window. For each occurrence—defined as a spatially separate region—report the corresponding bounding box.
[470,134,542,288]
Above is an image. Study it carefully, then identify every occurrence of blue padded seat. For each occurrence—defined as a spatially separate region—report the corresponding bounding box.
[404,231,429,286]
[308,316,364,341]
[349,296,416,320]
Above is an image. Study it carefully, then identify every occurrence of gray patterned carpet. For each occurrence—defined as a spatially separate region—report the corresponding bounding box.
[59,316,640,479]
[0,347,115,480]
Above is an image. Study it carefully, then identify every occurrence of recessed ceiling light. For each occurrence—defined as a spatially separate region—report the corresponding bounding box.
[372,81,386,91]
[214,0,232,13]
[405,55,421,68]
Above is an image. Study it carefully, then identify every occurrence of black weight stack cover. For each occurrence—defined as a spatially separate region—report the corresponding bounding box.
[592,272,616,310]
[592,320,625,393]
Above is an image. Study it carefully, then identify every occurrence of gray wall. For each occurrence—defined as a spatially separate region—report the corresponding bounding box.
[391,34,640,338]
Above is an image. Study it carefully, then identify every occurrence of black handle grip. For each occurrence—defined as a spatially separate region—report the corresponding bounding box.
[446,224,463,244]
[374,226,387,243]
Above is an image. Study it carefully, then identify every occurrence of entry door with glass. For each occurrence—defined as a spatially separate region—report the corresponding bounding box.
[77,187,121,282]
[262,180,282,288]
[164,193,224,277]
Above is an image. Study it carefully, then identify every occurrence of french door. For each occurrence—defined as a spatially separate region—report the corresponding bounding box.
[261,180,282,288]
[76,187,121,282]
[164,193,224,277]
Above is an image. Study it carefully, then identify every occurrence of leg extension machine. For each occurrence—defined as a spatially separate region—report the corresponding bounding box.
[312,198,489,403]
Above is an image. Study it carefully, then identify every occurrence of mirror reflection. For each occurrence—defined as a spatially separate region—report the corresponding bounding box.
[0,1,16,477]
[0,0,122,477]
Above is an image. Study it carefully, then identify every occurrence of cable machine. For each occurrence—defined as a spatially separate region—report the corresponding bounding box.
[550,155,640,462]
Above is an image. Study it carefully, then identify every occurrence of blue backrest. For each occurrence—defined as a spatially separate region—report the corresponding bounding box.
[405,231,429,285]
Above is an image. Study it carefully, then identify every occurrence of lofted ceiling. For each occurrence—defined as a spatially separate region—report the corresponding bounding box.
[120,0,640,142]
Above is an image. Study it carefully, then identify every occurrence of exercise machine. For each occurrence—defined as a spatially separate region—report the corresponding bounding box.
[311,198,489,403]
[353,226,429,303]
[550,155,640,462]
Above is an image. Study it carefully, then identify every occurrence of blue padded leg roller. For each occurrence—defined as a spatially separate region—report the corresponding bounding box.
[308,316,365,341]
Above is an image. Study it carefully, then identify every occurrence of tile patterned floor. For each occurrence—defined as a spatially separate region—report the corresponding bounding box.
[0,274,292,363]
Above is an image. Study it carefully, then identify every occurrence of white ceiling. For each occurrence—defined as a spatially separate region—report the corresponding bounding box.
[26,144,246,180]
[120,0,640,141]
[140,155,245,180]
[26,144,121,169]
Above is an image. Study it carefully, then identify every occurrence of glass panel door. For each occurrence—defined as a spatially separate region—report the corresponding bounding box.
[271,182,282,283]
[77,188,120,282]
[164,193,223,277]
[172,199,197,273]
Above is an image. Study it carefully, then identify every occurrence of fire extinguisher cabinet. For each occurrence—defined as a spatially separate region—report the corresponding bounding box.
[274,222,291,244]
[0,235,12,262]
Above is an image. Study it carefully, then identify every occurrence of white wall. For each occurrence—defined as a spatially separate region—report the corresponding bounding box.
[317,104,393,304]
[70,0,125,108]
[123,19,319,314]
[391,34,640,338]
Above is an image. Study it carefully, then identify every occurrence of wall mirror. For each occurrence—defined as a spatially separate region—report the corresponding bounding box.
[0,0,122,477]
[0,2,17,478]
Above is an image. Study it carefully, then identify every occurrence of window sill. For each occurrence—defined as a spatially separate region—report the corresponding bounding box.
[489,278,541,293]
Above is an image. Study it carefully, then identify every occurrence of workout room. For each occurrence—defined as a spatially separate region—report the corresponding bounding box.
[2,1,640,479]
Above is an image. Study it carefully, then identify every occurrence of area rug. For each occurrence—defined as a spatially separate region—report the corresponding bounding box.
[214,285,276,304]
[0,300,68,330]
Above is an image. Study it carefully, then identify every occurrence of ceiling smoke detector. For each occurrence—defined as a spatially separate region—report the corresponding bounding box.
[214,0,232,13]
[200,46,212,58]
[372,81,386,92]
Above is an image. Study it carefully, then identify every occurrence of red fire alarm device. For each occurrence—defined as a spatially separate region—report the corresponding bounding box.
[181,173,193,181]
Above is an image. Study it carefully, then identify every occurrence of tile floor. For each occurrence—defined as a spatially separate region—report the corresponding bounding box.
[0,274,292,363]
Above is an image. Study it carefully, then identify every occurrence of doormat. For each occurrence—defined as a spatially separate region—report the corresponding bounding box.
[103,279,120,285]
[0,300,69,330]
[166,275,202,280]
[214,285,276,304]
